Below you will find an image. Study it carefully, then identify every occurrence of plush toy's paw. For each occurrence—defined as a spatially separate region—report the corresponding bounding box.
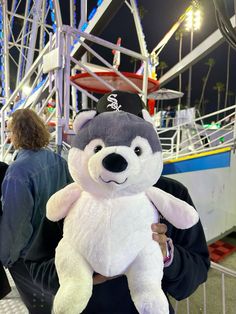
[53,282,92,314]
[146,187,199,229]
[47,183,82,222]
[133,289,169,314]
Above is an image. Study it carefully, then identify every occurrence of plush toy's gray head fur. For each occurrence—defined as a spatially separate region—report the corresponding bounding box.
[68,110,163,197]
[72,111,161,153]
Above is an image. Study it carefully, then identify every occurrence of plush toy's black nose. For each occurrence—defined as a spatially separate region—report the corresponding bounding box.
[102,153,128,173]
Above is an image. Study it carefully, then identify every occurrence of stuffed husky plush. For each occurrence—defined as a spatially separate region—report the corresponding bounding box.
[47,101,199,314]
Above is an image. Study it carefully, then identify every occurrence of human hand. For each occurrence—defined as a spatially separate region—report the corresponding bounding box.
[151,223,168,258]
[93,274,121,285]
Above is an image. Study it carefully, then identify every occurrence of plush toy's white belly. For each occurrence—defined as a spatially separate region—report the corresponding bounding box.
[63,191,158,276]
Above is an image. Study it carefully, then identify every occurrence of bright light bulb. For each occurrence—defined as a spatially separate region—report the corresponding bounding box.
[193,10,201,30]
[185,8,202,32]
[185,10,193,31]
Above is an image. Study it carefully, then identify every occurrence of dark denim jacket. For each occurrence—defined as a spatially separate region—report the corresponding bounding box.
[0,148,72,267]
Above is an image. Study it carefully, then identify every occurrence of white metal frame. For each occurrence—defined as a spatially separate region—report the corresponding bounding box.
[158,104,236,161]
[0,0,152,160]
[174,261,236,314]
[0,0,57,103]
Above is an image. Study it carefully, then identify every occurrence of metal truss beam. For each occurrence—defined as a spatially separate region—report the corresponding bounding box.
[159,15,236,87]
[71,0,125,60]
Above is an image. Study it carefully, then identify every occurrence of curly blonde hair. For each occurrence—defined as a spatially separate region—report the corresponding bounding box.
[10,109,50,150]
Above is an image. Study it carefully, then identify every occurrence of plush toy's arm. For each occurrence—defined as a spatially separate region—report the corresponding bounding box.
[146,186,199,229]
[46,182,82,222]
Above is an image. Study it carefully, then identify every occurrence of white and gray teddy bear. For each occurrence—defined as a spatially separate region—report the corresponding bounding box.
[46,108,199,314]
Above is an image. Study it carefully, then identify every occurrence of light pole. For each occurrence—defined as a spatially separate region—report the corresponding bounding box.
[185,8,202,108]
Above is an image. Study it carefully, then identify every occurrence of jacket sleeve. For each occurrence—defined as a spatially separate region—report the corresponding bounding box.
[24,217,62,295]
[0,176,34,266]
[156,177,210,300]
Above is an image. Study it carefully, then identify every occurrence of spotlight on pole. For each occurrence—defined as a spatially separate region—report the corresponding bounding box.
[185,7,202,32]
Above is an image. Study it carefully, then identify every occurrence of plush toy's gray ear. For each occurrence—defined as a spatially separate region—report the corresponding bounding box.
[73,110,97,133]
[141,109,155,127]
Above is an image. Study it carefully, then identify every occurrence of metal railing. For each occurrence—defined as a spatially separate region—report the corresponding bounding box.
[1,260,236,314]
[157,105,236,161]
[172,261,236,314]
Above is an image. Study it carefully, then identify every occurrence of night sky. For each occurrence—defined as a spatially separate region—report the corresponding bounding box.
[63,0,236,114]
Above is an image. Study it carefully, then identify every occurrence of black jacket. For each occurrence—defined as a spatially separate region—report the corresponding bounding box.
[25,176,210,313]
[0,161,11,300]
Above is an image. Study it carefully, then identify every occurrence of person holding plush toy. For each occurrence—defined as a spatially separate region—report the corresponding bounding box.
[0,109,73,313]
[25,91,210,314]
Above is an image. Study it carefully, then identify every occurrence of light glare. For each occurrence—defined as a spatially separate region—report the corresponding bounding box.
[22,86,31,96]
[185,8,202,31]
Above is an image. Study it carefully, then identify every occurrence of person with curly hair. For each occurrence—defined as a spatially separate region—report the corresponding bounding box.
[0,109,72,313]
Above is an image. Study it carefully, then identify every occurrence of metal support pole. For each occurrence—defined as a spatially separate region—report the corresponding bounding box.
[78,0,87,30]
[2,0,10,100]
[129,0,148,57]
[16,0,30,86]
[25,0,43,75]
[52,0,63,28]
[176,104,181,158]
[178,33,183,105]
[127,0,149,100]
[64,32,72,132]
[81,54,88,109]
[187,29,193,108]
[79,0,88,108]
[55,30,63,154]
[39,0,47,51]
[71,68,78,118]
[70,0,75,27]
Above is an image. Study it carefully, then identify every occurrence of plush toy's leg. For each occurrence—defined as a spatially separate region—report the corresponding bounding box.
[125,242,169,314]
[53,240,93,314]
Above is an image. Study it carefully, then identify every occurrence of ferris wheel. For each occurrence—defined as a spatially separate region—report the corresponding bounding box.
[0,0,58,102]
[1,0,148,158]
[0,0,129,104]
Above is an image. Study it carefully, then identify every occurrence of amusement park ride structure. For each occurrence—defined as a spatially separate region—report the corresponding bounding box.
[0,0,235,161]
[0,0,152,158]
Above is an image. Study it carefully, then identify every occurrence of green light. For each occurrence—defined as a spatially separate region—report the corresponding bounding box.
[203,123,221,129]
[47,107,54,113]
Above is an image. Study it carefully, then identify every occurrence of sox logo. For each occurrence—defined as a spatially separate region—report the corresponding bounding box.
[106,94,122,111]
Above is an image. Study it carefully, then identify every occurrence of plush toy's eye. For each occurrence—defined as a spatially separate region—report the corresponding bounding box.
[85,139,105,156]
[94,145,103,153]
[134,146,142,156]
[131,136,152,158]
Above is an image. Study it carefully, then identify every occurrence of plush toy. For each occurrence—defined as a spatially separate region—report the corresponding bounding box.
[47,109,199,314]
